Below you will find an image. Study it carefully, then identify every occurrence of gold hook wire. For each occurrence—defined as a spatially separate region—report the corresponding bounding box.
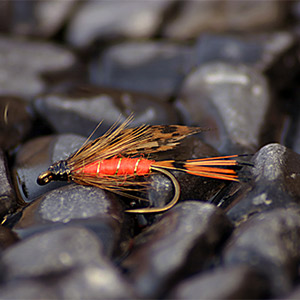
[125,166,180,214]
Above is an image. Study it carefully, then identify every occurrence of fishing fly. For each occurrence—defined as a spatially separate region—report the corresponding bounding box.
[37,116,245,213]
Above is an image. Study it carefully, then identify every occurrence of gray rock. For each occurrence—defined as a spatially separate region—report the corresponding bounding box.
[227,143,300,224]
[176,63,270,153]
[122,201,233,298]
[2,226,104,279]
[0,149,17,218]
[224,208,300,297]
[168,265,269,299]
[34,87,178,136]
[90,41,195,99]
[0,36,75,98]
[163,1,288,39]
[13,134,86,202]
[66,0,171,47]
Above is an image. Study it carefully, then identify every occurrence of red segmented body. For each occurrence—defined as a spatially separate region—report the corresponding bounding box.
[74,157,154,177]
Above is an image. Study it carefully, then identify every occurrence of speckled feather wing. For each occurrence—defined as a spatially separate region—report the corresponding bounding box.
[67,121,203,169]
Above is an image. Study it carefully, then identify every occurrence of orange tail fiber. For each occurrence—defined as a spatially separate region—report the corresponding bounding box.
[152,155,241,182]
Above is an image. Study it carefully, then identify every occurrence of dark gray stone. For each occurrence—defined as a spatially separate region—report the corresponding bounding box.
[14,184,127,256]
[224,208,300,297]
[0,36,76,98]
[0,226,19,250]
[90,41,195,99]
[163,1,288,39]
[1,226,135,299]
[56,262,136,299]
[168,265,269,299]
[0,149,18,218]
[0,279,58,300]
[176,62,270,153]
[0,96,32,150]
[10,1,76,38]
[2,226,105,280]
[195,32,297,88]
[286,284,300,299]
[66,0,171,47]
[34,87,178,136]
[122,201,233,298]
[13,134,86,203]
[226,143,300,224]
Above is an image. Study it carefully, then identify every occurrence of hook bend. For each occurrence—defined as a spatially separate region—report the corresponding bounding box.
[125,166,180,213]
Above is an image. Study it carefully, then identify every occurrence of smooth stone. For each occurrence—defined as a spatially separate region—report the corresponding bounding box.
[258,32,299,91]
[13,134,86,203]
[286,284,300,299]
[0,279,58,300]
[56,262,136,299]
[10,1,76,38]
[224,208,300,297]
[0,36,76,98]
[168,265,269,299]
[90,41,195,99]
[2,226,105,280]
[0,1,10,32]
[66,0,171,47]
[163,1,288,39]
[0,96,32,150]
[226,143,300,224]
[122,201,233,298]
[0,149,18,219]
[0,226,19,250]
[1,226,135,298]
[283,88,300,154]
[195,32,296,78]
[14,184,127,257]
[33,87,178,136]
[176,62,270,153]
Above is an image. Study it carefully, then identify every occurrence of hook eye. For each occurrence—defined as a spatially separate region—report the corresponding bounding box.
[37,171,53,185]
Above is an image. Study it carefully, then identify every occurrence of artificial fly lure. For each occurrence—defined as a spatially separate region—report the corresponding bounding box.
[37,116,245,214]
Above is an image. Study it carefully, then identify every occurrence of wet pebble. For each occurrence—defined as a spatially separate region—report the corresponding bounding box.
[1,226,136,299]
[0,227,19,251]
[0,149,17,219]
[56,261,136,299]
[10,1,77,38]
[13,134,86,203]
[286,284,300,299]
[90,41,195,99]
[195,32,297,88]
[14,184,127,257]
[122,201,233,298]
[163,1,288,39]
[66,0,171,47]
[168,265,269,299]
[0,96,33,150]
[2,226,104,279]
[0,279,58,300]
[226,143,300,224]
[0,36,76,98]
[33,87,179,136]
[176,62,271,153]
[224,208,300,297]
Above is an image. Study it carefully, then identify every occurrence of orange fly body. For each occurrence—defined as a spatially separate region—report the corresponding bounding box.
[37,116,246,213]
